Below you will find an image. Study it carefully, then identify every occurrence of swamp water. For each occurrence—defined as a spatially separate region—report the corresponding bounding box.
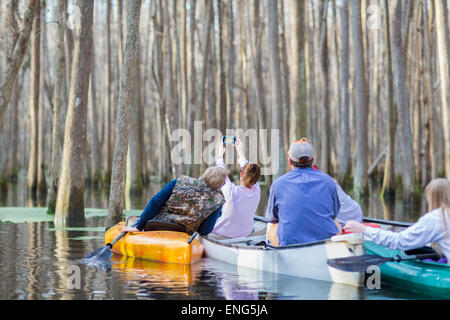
[0,177,440,300]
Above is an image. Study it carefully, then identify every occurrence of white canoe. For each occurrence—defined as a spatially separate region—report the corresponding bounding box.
[199,216,365,287]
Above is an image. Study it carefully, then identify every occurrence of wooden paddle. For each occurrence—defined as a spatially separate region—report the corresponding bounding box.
[327,252,440,272]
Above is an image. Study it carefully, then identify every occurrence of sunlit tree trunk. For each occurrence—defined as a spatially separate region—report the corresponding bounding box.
[55,0,94,227]
[47,0,66,214]
[27,0,41,194]
[37,0,48,196]
[106,0,143,231]
[381,0,397,197]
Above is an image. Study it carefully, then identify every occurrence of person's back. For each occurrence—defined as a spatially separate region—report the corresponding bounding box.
[266,167,340,245]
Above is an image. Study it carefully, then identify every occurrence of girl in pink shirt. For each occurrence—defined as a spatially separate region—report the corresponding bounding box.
[212,139,261,238]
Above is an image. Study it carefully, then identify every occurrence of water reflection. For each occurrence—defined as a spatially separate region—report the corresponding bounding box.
[0,175,436,300]
[0,176,426,223]
[0,218,441,300]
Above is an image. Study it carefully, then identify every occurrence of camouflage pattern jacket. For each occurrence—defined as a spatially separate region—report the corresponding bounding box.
[153,175,225,234]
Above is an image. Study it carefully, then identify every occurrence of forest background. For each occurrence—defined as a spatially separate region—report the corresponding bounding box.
[0,0,448,227]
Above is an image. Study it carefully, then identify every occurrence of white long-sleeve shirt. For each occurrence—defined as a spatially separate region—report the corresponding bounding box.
[364,208,450,264]
[335,183,363,224]
[212,157,261,238]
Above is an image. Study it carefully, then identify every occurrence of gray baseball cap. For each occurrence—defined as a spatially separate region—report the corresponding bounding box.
[288,141,314,161]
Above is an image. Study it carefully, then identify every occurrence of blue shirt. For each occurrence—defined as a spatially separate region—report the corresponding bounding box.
[135,179,222,235]
[265,167,340,245]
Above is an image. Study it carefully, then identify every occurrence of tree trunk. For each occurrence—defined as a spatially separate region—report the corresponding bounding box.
[279,0,290,154]
[421,0,434,186]
[7,80,21,180]
[187,0,196,134]
[251,0,266,130]
[37,0,48,196]
[217,0,227,133]
[198,0,214,125]
[104,0,113,185]
[27,0,41,194]
[126,38,144,196]
[1,0,19,59]
[351,0,369,197]
[2,0,19,180]
[390,0,417,201]
[173,0,184,176]
[0,0,35,127]
[267,0,286,179]
[381,0,397,197]
[226,0,235,130]
[105,0,142,231]
[88,40,102,186]
[338,0,352,184]
[54,0,94,227]
[434,0,450,178]
[290,0,307,141]
[319,0,330,173]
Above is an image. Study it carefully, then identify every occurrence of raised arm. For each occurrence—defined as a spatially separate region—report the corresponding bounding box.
[215,142,237,200]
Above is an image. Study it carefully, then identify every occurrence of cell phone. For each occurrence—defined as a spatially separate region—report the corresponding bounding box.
[222,136,236,145]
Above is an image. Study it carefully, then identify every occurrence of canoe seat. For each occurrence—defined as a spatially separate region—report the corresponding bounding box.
[143,220,187,233]
[125,215,187,233]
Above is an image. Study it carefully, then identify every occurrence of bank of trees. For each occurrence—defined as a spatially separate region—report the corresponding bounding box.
[0,0,448,226]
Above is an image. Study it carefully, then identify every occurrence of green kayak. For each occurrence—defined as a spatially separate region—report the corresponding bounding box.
[363,241,450,298]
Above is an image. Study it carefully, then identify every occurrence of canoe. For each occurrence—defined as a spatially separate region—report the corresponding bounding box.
[362,218,450,298]
[199,216,366,287]
[105,222,204,264]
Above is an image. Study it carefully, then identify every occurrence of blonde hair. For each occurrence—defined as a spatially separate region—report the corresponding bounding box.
[201,167,229,190]
[425,178,450,213]
[425,178,450,255]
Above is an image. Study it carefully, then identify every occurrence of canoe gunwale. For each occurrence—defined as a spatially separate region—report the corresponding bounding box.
[201,234,328,251]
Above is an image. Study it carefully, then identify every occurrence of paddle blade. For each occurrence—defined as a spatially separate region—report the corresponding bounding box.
[82,246,113,264]
[327,255,392,272]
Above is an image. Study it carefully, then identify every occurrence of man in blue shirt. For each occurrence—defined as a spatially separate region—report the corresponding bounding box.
[265,139,341,246]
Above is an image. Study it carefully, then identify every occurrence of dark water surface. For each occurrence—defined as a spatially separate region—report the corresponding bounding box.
[0,176,439,300]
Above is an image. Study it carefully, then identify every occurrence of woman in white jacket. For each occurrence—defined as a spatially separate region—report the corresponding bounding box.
[344,178,450,264]
[212,138,261,238]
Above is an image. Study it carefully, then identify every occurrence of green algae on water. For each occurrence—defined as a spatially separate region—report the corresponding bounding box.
[0,207,142,224]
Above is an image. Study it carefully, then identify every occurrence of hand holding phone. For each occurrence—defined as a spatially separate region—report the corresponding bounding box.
[222,136,236,145]
[235,137,245,159]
